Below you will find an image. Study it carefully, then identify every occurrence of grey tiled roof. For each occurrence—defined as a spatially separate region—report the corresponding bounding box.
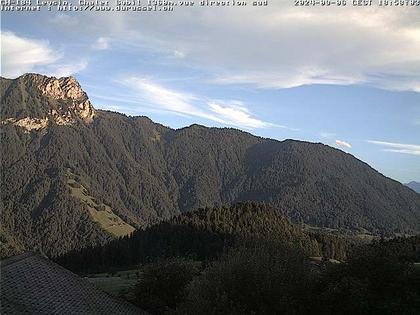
[0,252,146,315]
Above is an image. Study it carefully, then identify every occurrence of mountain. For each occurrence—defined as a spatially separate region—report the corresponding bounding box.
[1,73,420,257]
[406,181,420,194]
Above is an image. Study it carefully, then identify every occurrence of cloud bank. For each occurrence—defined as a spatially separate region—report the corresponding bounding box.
[4,4,420,92]
[1,31,87,78]
[0,31,60,78]
[74,4,420,92]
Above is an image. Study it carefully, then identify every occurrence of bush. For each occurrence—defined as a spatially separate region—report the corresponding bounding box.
[310,243,420,315]
[178,239,313,315]
[134,257,201,314]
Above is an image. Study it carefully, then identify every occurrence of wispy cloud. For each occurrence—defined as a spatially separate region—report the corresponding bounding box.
[320,132,337,138]
[208,100,276,129]
[49,13,78,27]
[45,60,88,78]
[92,37,110,51]
[173,50,185,58]
[122,77,203,116]
[120,77,284,130]
[335,139,352,149]
[213,70,364,90]
[367,140,420,156]
[0,31,60,78]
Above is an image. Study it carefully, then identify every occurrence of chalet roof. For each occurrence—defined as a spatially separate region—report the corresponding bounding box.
[0,252,145,315]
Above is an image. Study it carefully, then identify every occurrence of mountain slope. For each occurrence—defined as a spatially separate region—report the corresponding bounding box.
[406,181,420,194]
[1,74,420,257]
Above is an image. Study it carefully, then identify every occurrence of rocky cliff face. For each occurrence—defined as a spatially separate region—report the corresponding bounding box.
[39,75,96,124]
[0,74,95,132]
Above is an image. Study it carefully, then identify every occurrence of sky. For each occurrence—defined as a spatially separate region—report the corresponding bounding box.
[1,1,419,183]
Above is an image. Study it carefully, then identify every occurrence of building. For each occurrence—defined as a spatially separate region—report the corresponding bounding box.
[1,252,146,314]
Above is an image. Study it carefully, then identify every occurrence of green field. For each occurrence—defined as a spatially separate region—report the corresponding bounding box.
[87,269,140,300]
[66,169,135,238]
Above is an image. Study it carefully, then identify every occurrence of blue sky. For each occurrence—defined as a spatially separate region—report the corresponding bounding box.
[1,2,419,183]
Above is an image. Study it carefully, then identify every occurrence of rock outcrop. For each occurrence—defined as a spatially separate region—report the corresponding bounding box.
[1,117,49,133]
[1,74,96,131]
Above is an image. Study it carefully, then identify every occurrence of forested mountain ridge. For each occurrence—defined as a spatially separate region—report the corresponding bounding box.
[58,202,354,274]
[1,73,420,257]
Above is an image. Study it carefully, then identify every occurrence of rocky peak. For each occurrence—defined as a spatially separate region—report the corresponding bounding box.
[1,74,96,132]
[41,76,86,100]
[45,87,95,125]
[31,74,96,123]
[19,73,87,100]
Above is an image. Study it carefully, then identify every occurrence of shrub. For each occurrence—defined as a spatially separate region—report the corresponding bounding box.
[134,257,201,314]
[178,239,312,315]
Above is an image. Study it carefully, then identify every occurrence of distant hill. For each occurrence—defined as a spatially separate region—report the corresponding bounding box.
[57,202,355,273]
[406,181,420,194]
[1,74,420,257]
